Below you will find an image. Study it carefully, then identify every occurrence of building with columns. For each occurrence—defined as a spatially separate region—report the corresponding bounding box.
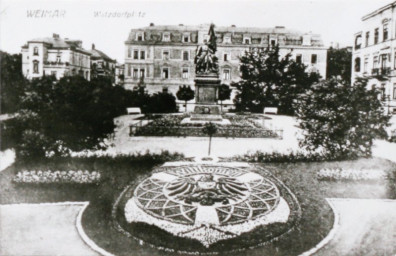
[124,24,327,111]
[21,34,92,80]
[352,1,396,114]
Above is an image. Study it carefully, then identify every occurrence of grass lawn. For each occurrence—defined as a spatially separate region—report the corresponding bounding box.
[0,157,395,256]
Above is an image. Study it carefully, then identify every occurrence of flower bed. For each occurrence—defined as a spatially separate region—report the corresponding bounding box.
[13,170,101,184]
[316,168,387,181]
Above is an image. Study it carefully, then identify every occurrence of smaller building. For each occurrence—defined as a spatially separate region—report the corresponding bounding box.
[21,34,91,80]
[115,63,125,85]
[90,44,117,80]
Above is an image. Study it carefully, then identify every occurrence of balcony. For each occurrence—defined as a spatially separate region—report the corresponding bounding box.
[371,67,391,80]
[44,61,70,66]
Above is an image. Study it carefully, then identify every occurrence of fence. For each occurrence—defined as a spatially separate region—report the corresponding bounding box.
[129,123,283,139]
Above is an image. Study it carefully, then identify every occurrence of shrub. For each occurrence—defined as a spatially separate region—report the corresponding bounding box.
[13,169,101,184]
[295,78,390,158]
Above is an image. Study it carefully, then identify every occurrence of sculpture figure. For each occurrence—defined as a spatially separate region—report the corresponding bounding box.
[194,24,219,74]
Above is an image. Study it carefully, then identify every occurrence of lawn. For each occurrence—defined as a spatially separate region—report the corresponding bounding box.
[0,156,395,256]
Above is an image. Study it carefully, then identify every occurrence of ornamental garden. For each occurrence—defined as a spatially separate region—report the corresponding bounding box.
[1,33,396,255]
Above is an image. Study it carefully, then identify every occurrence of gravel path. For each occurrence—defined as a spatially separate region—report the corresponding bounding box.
[315,198,396,256]
[0,203,99,256]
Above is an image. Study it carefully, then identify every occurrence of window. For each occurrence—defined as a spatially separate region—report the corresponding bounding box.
[373,56,378,68]
[364,57,368,72]
[140,51,145,60]
[33,47,39,56]
[383,24,389,41]
[127,65,131,76]
[366,32,370,46]
[270,39,277,47]
[311,54,317,64]
[51,71,57,76]
[394,52,396,69]
[136,33,144,41]
[183,35,190,43]
[223,36,231,44]
[223,69,231,80]
[374,28,379,44]
[133,68,139,79]
[162,87,168,93]
[244,38,251,44]
[163,33,170,42]
[162,50,170,60]
[133,50,139,60]
[33,60,39,73]
[182,67,189,79]
[393,84,396,100]
[354,57,361,72]
[296,54,302,64]
[162,67,169,79]
[183,51,189,61]
[223,53,229,61]
[381,54,387,69]
[140,69,145,78]
[56,55,61,63]
[355,35,362,49]
[128,49,132,58]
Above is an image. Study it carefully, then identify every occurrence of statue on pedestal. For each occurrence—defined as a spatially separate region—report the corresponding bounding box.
[194,24,219,74]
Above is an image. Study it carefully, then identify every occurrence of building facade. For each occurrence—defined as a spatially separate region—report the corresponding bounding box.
[352,1,396,114]
[90,44,116,80]
[124,24,327,110]
[21,34,91,80]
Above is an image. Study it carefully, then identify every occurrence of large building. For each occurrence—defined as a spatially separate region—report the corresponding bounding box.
[124,24,327,110]
[21,34,92,80]
[352,1,396,114]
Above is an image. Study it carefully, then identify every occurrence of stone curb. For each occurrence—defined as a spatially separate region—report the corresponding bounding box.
[297,198,340,256]
[75,202,115,256]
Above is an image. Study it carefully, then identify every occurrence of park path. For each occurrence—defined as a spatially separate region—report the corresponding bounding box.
[314,198,396,256]
[0,203,99,256]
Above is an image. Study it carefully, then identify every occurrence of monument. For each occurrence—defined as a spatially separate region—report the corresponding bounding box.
[188,24,228,124]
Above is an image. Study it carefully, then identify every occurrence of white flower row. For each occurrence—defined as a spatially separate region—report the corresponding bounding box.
[14,170,101,184]
[317,168,386,181]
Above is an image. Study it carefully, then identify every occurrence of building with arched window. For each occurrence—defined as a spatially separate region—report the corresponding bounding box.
[124,24,327,111]
[21,34,91,80]
[352,1,396,114]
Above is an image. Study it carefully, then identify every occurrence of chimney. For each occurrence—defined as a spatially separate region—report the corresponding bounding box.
[149,22,155,27]
[53,33,60,39]
[92,44,95,50]
[231,24,236,27]
[179,24,184,26]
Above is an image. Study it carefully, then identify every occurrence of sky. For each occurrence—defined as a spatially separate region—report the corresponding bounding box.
[0,0,394,62]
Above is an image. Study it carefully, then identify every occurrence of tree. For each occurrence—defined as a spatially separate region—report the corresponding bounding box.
[202,122,217,155]
[176,85,195,112]
[218,84,232,112]
[295,78,390,158]
[326,47,352,83]
[233,46,320,115]
[4,75,132,159]
[147,91,178,113]
[0,51,26,114]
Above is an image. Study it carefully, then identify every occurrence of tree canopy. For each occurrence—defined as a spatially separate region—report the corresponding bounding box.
[176,85,195,112]
[0,51,26,114]
[326,47,352,83]
[232,46,320,115]
[295,78,390,157]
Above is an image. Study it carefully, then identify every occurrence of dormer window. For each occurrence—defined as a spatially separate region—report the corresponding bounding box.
[223,36,231,44]
[183,34,190,43]
[136,32,144,41]
[243,37,251,44]
[163,33,171,42]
